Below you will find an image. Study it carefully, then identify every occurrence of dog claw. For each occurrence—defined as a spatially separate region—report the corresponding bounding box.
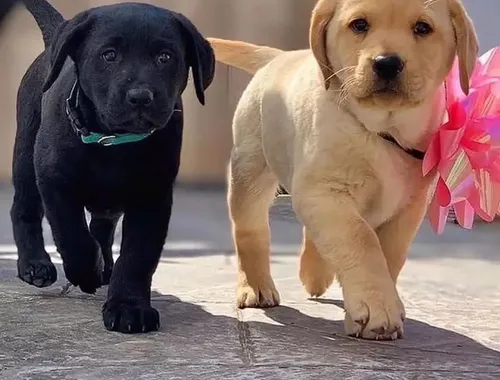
[355,318,367,326]
[18,258,58,288]
[60,282,73,295]
[373,326,387,335]
[103,303,159,334]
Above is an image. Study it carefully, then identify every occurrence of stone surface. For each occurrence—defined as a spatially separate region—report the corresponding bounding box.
[0,187,499,379]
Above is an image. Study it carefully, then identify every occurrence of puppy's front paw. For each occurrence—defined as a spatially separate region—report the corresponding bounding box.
[237,276,280,309]
[63,245,104,294]
[102,300,160,334]
[343,283,405,340]
[17,257,57,288]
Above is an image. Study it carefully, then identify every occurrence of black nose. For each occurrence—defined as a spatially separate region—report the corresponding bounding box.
[126,88,154,108]
[372,55,404,80]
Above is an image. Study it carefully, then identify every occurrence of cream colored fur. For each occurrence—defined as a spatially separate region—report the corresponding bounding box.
[208,0,478,340]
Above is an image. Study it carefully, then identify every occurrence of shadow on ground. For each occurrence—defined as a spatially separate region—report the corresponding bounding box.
[1,267,499,380]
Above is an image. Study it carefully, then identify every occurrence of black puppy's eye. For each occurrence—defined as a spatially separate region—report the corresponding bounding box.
[102,49,118,62]
[414,21,433,36]
[157,52,171,65]
[350,18,370,33]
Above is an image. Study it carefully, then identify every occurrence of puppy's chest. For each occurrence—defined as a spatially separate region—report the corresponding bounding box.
[83,159,140,210]
[82,152,170,211]
[88,159,132,189]
[362,152,425,228]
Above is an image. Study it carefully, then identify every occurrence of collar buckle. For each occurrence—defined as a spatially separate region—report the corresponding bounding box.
[97,135,116,147]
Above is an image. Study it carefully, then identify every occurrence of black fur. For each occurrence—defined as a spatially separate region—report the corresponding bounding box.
[23,0,64,45]
[12,0,215,334]
[0,0,18,29]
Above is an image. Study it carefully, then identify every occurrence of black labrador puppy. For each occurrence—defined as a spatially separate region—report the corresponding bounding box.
[12,0,214,333]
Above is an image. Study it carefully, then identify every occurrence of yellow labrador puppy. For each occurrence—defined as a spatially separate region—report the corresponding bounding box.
[209,0,477,340]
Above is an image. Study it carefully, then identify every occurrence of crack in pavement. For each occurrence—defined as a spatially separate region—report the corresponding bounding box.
[236,309,256,366]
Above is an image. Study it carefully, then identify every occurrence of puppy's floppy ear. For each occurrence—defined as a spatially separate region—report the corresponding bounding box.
[42,12,93,93]
[173,12,215,105]
[310,0,338,90]
[449,0,478,95]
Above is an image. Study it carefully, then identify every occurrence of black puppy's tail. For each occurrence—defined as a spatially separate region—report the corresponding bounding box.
[23,0,64,47]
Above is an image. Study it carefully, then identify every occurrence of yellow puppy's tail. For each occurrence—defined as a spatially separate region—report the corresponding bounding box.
[207,38,283,75]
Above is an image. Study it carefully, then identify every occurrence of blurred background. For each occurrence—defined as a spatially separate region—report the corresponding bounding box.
[0,0,498,187]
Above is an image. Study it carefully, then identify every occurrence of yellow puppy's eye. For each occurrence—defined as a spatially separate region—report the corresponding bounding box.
[414,21,433,36]
[350,18,370,33]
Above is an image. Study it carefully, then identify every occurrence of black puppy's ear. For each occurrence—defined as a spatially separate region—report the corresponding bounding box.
[173,12,215,105]
[42,13,93,92]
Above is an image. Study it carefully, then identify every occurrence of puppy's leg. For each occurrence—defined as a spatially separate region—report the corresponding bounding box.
[294,184,404,340]
[11,107,56,287]
[376,193,428,283]
[11,162,56,288]
[229,148,280,308]
[299,227,335,297]
[90,214,121,285]
[103,196,171,334]
[38,185,103,294]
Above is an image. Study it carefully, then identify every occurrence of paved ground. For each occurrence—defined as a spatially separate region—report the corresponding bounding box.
[0,185,499,379]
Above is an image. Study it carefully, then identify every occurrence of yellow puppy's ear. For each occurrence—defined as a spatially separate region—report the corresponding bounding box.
[310,0,338,90]
[449,0,479,95]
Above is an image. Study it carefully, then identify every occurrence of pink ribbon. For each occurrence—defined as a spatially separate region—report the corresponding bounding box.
[424,48,500,234]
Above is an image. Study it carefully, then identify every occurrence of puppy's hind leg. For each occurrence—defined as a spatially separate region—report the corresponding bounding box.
[90,214,121,285]
[11,88,56,288]
[11,164,56,288]
[229,145,279,309]
[299,227,335,298]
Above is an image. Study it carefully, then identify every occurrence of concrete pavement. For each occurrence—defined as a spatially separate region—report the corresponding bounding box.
[0,186,499,379]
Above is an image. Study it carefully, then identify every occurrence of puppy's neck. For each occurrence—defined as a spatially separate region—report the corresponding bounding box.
[75,88,111,134]
[347,85,446,151]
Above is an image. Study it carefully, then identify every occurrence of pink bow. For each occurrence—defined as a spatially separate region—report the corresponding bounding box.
[424,48,500,234]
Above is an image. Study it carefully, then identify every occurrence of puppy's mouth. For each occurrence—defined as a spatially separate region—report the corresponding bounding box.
[370,88,403,102]
[357,81,412,104]
[111,116,156,134]
[351,79,424,109]
[371,80,402,96]
[110,110,175,133]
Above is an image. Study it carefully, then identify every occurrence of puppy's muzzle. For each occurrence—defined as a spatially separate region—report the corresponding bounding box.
[126,88,154,109]
[372,55,405,81]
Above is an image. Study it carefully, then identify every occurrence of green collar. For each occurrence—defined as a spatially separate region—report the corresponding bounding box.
[66,80,156,147]
[80,130,155,146]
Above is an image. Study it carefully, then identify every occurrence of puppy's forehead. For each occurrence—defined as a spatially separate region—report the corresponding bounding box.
[338,0,450,21]
[88,4,181,43]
